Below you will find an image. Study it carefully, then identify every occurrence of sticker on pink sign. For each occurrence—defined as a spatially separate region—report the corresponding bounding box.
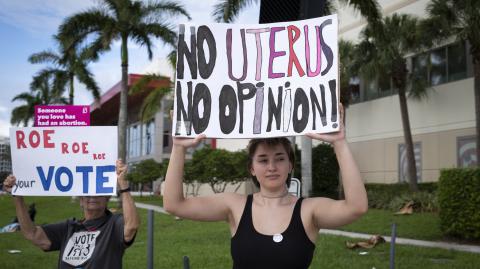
[34,105,90,127]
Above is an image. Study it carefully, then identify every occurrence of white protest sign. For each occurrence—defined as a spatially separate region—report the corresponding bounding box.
[173,14,339,138]
[9,126,118,196]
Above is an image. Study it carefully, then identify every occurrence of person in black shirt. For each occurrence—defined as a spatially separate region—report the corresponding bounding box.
[164,104,368,269]
[2,159,139,269]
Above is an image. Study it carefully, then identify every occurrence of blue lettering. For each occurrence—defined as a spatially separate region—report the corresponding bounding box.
[36,166,55,191]
[96,165,115,194]
[76,166,93,194]
[55,167,73,192]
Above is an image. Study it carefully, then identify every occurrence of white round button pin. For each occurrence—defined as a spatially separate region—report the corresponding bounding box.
[273,233,283,243]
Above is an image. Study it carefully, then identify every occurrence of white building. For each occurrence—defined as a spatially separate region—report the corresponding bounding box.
[217,0,477,184]
[0,136,12,173]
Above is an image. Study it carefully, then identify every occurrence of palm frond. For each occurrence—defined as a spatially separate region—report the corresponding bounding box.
[30,68,58,91]
[11,92,36,103]
[212,0,257,23]
[28,50,60,64]
[130,73,169,95]
[167,49,176,70]
[10,105,34,127]
[408,71,430,100]
[142,1,191,20]
[139,87,172,122]
[58,8,115,52]
[135,22,176,47]
[75,64,101,101]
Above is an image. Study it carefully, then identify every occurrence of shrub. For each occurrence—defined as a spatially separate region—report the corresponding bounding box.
[366,183,437,211]
[438,168,480,239]
[311,143,339,199]
[387,191,438,212]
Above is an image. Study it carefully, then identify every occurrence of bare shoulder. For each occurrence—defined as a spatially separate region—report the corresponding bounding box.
[302,196,335,211]
[218,192,247,208]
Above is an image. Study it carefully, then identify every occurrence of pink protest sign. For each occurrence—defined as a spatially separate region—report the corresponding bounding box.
[34,105,90,127]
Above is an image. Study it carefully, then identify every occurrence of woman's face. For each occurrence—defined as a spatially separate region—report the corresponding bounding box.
[80,196,109,211]
[250,143,292,190]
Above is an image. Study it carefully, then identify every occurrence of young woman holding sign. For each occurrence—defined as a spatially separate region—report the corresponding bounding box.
[2,159,139,269]
[164,104,367,268]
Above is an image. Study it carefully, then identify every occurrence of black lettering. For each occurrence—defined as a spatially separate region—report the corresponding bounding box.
[236,82,256,133]
[177,25,197,79]
[175,81,193,135]
[319,19,333,76]
[219,85,237,134]
[192,83,211,133]
[310,85,327,129]
[267,87,283,132]
[293,88,309,133]
[197,26,217,79]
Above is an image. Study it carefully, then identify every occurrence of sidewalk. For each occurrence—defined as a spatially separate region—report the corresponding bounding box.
[135,202,480,254]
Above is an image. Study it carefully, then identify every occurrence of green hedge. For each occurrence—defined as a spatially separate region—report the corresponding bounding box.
[438,168,480,239]
[311,144,339,199]
[366,183,438,212]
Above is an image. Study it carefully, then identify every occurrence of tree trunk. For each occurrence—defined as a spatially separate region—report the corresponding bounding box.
[117,35,129,209]
[69,75,74,105]
[398,86,419,192]
[301,136,312,197]
[118,35,129,161]
[474,58,480,167]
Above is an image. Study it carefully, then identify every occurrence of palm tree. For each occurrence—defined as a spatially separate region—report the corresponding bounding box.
[11,73,68,126]
[212,0,383,197]
[420,0,480,167]
[29,36,100,105]
[213,0,382,29]
[57,0,190,160]
[355,14,426,192]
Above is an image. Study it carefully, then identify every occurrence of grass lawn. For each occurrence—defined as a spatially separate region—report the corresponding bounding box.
[132,195,163,207]
[1,196,478,268]
[340,209,443,241]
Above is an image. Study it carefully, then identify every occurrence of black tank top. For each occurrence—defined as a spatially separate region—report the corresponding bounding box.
[231,194,315,269]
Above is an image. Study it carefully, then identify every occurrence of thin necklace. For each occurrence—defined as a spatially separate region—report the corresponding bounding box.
[259,189,289,199]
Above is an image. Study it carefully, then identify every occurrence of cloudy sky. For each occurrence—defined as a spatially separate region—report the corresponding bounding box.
[0,0,260,137]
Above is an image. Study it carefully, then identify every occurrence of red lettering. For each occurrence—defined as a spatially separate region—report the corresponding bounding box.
[82,143,89,154]
[16,131,26,149]
[287,25,305,77]
[29,131,40,148]
[43,130,55,148]
[61,143,69,154]
[72,142,80,153]
[93,153,106,160]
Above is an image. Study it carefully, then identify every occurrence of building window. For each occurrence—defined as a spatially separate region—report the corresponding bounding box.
[354,41,470,104]
[412,52,429,86]
[349,76,361,104]
[430,47,447,86]
[448,42,467,82]
[364,78,378,101]
[142,119,155,156]
[398,142,422,183]
[457,136,477,167]
[128,124,141,158]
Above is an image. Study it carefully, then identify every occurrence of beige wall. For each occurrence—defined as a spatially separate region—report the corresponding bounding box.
[350,127,476,183]
[346,78,475,143]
